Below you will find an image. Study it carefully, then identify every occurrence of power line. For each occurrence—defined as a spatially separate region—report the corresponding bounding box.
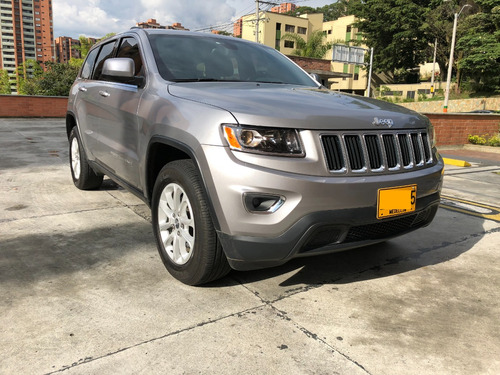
[193,0,327,34]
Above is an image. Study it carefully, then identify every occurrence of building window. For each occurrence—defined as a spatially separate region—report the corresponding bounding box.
[297,27,306,34]
[285,24,294,33]
[417,89,431,95]
[284,40,294,48]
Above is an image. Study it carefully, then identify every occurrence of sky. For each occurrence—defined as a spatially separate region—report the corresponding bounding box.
[52,0,335,39]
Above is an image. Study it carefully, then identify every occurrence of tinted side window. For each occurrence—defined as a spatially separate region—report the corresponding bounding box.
[92,41,117,80]
[116,37,143,76]
[80,48,99,79]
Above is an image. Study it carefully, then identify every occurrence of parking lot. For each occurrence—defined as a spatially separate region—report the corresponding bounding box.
[1,118,499,374]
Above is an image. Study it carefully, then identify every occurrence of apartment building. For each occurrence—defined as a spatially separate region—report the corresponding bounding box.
[237,12,362,91]
[270,2,296,14]
[136,19,189,31]
[324,15,368,95]
[240,11,323,54]
[233,17,243,37]
[0,0,54,92]
[54,36,81,64]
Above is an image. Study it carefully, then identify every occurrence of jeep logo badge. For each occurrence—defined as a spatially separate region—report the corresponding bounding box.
[372,117,394,127]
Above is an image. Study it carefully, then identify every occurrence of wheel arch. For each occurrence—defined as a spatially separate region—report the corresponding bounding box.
[145,136,222,232]
[66,112,77,140]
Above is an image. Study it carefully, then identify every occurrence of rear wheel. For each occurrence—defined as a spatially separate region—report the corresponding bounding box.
[152,160,230,285]
[69,127,103,190]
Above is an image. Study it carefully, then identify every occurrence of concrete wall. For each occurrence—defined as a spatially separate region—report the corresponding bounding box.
[0,95,68,117]
[399,97,500,114]
[426,113,500,146]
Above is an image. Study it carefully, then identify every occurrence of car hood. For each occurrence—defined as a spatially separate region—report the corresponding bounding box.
[167,82,428,130]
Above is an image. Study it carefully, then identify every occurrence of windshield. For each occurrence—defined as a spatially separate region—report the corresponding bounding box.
[148,33,317,86]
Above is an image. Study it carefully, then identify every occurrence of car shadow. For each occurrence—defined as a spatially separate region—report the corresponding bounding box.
[206,207,492,290]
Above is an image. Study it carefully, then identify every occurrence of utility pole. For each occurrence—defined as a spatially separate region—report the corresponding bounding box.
[443,4,471,113]
[430,38,437,97]
[366,47,374,98]
[255,0,260,43]
[255,0,277,44]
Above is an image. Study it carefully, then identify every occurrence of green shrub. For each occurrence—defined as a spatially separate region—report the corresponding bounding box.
[468,134,487,145]
[488,134,500,147]
[468,134,500,147]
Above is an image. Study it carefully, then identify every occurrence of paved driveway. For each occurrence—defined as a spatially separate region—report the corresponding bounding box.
[1,118,499,374]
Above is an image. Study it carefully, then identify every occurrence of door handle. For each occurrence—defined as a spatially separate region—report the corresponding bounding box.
[79,87,87,92]
[99,90,110,97]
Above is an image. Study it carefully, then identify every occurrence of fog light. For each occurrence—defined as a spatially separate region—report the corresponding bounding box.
[243,193,285,214]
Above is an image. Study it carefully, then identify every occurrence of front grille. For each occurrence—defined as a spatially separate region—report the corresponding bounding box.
[345,205,437,243]
[322,130,433,174]
[298,205,438,253]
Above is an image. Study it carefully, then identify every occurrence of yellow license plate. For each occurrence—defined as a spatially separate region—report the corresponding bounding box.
[377,185,417,219]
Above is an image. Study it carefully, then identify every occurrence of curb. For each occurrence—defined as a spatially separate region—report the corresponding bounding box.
[443,158,471,167]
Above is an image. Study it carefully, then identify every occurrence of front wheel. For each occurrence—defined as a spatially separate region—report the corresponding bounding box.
[152,160,230,285]
[69,127,103,190]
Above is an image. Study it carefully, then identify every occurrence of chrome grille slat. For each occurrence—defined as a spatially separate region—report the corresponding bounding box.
[321,130,432,174]
[322,135,344,171]
[365,134,382,169]
[383,134,398,169]
[398,134,412,167]
[345,135,364,171]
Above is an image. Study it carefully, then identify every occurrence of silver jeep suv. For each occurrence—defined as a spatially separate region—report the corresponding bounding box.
[67,29,444,285]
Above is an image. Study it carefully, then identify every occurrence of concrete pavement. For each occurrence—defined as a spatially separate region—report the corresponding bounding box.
[1,118,499,374]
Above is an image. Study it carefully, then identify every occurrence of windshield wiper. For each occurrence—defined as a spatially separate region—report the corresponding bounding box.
[254,80,285,84]
[171,78,220,82]
[172,78,244,83]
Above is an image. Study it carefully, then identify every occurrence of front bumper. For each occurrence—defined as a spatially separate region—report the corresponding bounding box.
[219,193,439,270]
[200,145,444,270]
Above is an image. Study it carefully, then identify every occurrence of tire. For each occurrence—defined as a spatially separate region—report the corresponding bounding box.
[69,127,103,190]
[152,160,231,285]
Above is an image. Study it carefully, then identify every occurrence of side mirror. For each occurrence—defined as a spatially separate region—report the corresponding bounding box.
[310,73,321,84]
[102,58,144,86]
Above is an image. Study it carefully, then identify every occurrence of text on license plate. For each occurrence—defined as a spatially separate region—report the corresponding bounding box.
[377,184,417,219]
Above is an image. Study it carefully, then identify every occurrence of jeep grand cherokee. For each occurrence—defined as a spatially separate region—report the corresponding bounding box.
[66,29,444,285]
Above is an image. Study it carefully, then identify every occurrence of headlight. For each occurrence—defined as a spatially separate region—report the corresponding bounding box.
[428,123,436,148]
[223,125,304,157]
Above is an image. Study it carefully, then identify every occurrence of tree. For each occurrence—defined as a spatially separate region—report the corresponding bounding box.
[76,33,116,58]
[317,0,361,21]
[0,69,10,94]
[17,59,43,95]
[456,1,500,93]
[212,30,233,36]
[352,0,432,82]
[77,36,94,58]
[285,6,316,17]
[282,30,333,59]
[17,61,79,96]
[421,1,457,82]
[286,2,360,21]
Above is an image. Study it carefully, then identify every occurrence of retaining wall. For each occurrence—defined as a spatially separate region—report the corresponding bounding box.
[399,97,500,113]
[425,113,500,146]
[0,95,68,118]
[1,95,499,147]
